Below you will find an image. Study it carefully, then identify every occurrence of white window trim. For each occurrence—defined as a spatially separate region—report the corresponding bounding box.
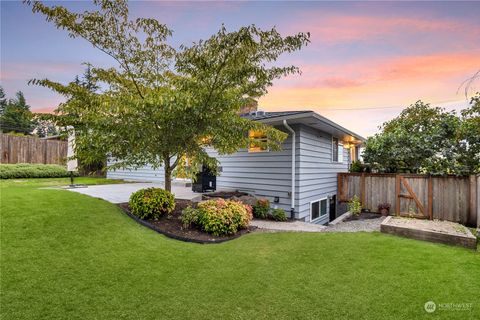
[310,197,328,222]
[331,137,343,163]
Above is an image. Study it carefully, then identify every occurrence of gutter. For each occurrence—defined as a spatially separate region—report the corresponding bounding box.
[283,120,296,219]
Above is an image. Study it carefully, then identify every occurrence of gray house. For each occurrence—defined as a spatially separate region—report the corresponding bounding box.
[108,111,364,224]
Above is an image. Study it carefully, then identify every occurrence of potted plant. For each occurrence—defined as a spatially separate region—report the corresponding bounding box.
[377,203,391,216]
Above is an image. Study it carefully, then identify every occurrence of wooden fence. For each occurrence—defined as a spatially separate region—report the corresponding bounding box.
[0,133,67,165]
[338,173,479,227]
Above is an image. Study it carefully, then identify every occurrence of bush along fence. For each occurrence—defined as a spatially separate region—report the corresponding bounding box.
[0,133,67,165]
[338,173,479,228]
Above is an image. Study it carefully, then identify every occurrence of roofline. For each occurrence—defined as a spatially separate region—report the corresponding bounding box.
[255,111,366,142]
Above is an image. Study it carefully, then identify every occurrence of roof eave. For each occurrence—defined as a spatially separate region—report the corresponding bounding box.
[256,112,366,143]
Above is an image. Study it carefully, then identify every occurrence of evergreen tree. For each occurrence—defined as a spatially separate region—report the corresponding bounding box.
[0,91,34,134]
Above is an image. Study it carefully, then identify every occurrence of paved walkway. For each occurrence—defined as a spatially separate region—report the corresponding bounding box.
[66,182,202,203]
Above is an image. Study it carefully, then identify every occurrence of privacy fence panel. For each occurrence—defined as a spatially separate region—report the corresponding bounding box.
[338,173,478,227]
[0,134,67,165]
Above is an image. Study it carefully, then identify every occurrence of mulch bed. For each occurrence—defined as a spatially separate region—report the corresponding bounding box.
[345,211,382,221]
[118,200,255,244]
[202,191,249,200]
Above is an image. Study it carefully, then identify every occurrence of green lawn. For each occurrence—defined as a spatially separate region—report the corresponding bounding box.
[1,178,479,319]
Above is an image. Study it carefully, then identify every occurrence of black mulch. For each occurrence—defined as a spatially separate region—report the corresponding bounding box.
[202,191,249,200]
[118,199,255,244]
[344,211,382,221]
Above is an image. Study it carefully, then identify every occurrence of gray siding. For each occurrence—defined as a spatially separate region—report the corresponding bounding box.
[297,125,350,224]
[107,162,165,183]
[207,126,300,217]
[106,123,352,224]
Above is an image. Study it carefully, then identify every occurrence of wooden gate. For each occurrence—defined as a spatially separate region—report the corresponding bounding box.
[395,175,431,219]
[338,173,477,225]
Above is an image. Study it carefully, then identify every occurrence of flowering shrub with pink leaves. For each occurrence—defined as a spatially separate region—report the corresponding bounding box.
[181,199,252,236]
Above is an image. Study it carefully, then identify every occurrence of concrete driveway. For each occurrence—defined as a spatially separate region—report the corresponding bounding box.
[67,182,203,203]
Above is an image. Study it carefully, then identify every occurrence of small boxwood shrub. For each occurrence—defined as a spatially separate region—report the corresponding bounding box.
[129,187,175,220]
[252,198,270,219]
[271,208,287,221]
[0,163,74,179]
[181,199,252,236]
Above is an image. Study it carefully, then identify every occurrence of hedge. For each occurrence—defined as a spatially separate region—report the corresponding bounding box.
[0,164,75,179]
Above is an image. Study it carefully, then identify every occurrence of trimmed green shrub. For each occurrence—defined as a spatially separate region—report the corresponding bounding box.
[252,198,270,219]
[349,160,363,173]
[181,199,252,236]
[0,163,75,179]
[129,187,175,220]
[180,206,199,229]
[271,208,287,221]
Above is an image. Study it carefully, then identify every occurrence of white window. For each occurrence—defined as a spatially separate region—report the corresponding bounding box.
[248,130,269,152]
[311,198,328,221]
[332,137,344,163]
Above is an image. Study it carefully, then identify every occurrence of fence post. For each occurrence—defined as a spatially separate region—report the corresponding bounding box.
[469,175,477,227]
[395,174,401,215]
[360,173,366,206]
[428,176,433,220]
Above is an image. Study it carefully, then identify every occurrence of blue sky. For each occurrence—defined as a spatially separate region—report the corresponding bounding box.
[1,1,479,136]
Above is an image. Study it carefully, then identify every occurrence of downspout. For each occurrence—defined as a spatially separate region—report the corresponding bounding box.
[283,120,296,219]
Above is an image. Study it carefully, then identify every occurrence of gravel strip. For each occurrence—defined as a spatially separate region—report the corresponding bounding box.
[251,217,386,233]
[251,219,326,232]
[324,217,386,232]
[324,217,385,232]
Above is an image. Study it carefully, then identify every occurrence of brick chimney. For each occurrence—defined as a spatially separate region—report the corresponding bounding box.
[239,99,258,114]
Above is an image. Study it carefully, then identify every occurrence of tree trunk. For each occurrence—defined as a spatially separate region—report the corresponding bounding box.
[164,166,172,192]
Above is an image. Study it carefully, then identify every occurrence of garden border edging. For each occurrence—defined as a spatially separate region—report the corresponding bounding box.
[118,204,252,244]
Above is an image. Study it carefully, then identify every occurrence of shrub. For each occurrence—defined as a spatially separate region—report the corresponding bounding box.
[180,206,199,229]
[181,199,252,236]
[377,203,391,211]
[129,187,175,220]
[253,198,270,219]
[349,160,363,173]
[271,208,287,221]
[0,163,75,179]
[348,195,362,216]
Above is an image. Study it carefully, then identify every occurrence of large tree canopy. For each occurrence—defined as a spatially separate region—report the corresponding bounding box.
[363,96,480,175]
[27,0,310,191]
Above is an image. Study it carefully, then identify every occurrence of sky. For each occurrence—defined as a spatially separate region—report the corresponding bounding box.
[1,1,479,137]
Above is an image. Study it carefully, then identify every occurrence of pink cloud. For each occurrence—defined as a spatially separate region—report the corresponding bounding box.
[259,51,480,111]
[280,13,479,46]
[0,61,81,81]
[279,51,480,90]
[322,77,364,88]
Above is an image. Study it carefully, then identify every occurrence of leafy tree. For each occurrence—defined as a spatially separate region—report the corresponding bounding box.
[363,99,479,175]
[457,93,480,173]
[34,118,58,138]
[0,86,7,114]
[27,0,310,191]
[0,91,34,135]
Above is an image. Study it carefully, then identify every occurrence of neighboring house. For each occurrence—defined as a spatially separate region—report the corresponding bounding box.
[107,111,364,224]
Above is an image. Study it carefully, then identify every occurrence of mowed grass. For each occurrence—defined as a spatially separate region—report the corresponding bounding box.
[1,179,479,319]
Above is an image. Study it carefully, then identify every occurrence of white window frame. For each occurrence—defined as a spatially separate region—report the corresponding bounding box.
[332,137,344,163]
[248,130,269,153]
[310,197,328,222]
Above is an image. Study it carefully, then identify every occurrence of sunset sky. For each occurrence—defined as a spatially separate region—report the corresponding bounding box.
[1,1,479,137]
